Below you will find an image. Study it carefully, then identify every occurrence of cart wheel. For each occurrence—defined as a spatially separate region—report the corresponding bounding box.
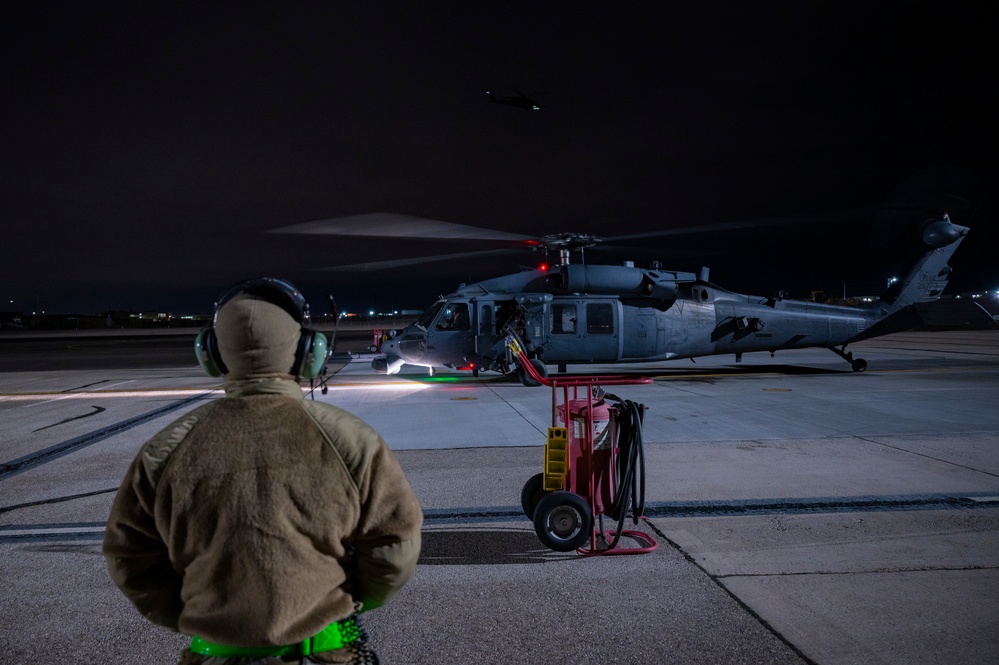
[533,491,592,552]
[520,473,548,519]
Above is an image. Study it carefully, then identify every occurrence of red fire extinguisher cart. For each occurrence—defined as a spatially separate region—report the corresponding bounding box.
[507,333,658,556]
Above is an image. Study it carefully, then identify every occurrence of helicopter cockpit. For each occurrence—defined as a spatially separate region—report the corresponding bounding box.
[374,294,529,376]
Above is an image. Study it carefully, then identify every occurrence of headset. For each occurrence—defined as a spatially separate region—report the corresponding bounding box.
[194,277,328,379]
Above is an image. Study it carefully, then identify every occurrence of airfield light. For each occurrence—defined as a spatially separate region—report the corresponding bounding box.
[369,310,375,316]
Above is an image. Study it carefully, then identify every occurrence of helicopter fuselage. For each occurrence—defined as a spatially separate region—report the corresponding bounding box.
[371,215,978,382]
[375,273,872,376]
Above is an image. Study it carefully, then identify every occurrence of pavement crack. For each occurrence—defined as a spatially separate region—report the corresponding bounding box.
[0,391,212,481]
[0,488,119,515]
[854,435,999,479]
[641,516,820,665]
[32,405,106,432]
[62,380,110,392]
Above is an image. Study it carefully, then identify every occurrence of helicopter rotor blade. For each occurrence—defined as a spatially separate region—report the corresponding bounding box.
[315,248,523,272]
[602,208,877,244]
[271,213,534,243]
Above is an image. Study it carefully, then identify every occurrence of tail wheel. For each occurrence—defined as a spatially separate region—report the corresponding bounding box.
[533,491,592,552]
[520,473,548,519]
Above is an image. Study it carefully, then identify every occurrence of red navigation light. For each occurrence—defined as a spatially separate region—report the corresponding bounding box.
[539,263,548,272]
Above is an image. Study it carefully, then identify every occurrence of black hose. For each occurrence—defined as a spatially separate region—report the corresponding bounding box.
[602,394,647,548]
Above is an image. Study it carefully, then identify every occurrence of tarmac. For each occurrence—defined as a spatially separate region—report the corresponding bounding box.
[1,329,997,664]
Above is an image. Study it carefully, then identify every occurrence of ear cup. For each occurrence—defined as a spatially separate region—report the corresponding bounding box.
[292,329,329,379]
[301,332,329,379]
[291,327,312,377]
[194,327,227,377]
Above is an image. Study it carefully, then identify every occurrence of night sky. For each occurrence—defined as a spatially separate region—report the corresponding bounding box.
[2,2,995,317]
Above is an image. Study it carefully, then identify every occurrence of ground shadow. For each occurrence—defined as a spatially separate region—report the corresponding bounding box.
[418,529,564,565]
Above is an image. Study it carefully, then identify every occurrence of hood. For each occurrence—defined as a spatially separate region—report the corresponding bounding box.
[215,293,302,379]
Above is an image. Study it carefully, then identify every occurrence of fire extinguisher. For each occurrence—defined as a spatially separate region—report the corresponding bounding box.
[558,396,615,515]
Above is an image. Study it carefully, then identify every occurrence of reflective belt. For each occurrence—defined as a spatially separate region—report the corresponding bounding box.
[190,615,360,658]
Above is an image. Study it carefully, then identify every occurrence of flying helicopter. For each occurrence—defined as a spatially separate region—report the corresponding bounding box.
[487,89,541,111]
[272,187,995,385]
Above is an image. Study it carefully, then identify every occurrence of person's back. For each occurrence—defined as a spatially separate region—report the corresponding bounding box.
[103,278,423,664]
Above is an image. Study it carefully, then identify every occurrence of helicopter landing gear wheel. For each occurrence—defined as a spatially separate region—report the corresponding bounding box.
[520,473,548,519]
[533,491,592,552]
[518,358,548,386]
[831,345,868,372]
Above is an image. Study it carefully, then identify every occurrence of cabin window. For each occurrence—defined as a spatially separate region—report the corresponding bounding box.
[436,302,470,331]
[586,303,613,334]
[551,304,577,334]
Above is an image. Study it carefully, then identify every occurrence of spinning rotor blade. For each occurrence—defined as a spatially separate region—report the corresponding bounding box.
[316,248,520,272]
[602,208,876,244]
[272,213,534,243]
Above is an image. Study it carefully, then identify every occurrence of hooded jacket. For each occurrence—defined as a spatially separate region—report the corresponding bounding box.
[103,294,422,647]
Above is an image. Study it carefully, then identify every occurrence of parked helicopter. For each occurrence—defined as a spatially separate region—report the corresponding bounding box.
[273,205,994,385]
[487,89,541,111]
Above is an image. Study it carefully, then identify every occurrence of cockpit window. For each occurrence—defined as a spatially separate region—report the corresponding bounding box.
[415,300,445,330]
[436,302,470,331]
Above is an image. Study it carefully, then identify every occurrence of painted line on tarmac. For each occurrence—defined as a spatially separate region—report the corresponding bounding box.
[0,392,213,481]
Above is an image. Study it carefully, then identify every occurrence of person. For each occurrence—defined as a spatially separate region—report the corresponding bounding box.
[103,277,423,665]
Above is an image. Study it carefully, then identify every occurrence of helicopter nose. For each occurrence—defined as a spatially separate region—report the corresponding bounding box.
[387,331,429,364]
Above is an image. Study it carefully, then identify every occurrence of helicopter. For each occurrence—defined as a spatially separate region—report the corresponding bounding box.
[487,89,541,111]
[272,202,995,386]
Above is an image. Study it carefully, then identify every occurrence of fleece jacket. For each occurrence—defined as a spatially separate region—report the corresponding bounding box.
[103,376,423,647]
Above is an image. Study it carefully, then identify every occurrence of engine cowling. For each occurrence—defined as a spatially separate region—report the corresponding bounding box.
[559,264,682,300]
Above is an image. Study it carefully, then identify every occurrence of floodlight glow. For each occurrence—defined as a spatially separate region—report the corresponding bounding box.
[1,380,430,405]
[319,381,429,392]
